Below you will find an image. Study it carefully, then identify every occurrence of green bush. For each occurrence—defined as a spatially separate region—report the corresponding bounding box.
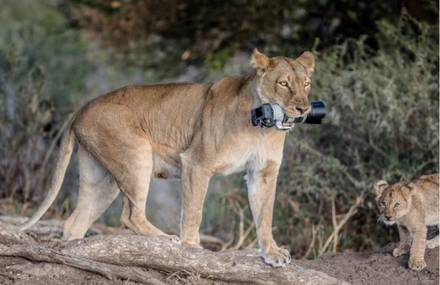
[0,0,93,202]
[276,13,439,256]
[205,13,439,257]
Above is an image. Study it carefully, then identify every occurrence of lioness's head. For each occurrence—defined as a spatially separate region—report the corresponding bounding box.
[374,180,413,225]
[250,48,315,117]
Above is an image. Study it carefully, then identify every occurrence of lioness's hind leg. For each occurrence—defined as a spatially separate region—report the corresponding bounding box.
[120,195,169,238]
[76,110,174,240]
[113,146,175,240]
[118,169,169,237]
[63,147,119,240]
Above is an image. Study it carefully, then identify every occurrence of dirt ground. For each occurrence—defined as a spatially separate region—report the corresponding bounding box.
[298,246,439,285]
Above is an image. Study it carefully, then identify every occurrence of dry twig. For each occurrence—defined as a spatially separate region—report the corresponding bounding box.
[319,195,364,256]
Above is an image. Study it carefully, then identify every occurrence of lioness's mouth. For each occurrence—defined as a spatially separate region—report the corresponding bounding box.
[284,109,304,118]
[285,105,311,117]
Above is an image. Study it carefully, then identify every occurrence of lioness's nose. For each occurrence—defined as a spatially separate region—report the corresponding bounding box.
[295,106,309,114]
[385,215,392,220]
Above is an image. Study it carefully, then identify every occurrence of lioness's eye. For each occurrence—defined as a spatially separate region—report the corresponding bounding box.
[304,81,311,87]
[394,202,400,209]
[380,201,386,207]
[278,81,288,87]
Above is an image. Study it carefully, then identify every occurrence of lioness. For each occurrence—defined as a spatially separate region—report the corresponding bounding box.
[20,49,315,267]
[375,174,439,271]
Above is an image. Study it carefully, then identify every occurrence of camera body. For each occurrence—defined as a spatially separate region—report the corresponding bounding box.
[251,101,326,130]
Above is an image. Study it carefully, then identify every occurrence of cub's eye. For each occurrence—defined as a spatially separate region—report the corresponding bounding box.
[304,81,311,87]
[380,201,386,208]
[278,81,288,87]
[394,202,400,209]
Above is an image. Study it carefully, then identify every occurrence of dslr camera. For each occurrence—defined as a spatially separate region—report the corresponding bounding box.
[251,101,326,130]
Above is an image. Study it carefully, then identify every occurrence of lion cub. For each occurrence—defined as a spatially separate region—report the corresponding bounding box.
[375,174,439,271]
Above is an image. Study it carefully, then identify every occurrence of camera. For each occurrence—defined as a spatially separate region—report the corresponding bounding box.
[251,101,327,130]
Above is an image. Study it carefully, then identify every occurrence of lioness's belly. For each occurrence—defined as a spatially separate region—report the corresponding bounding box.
[152,155,181,179]
[151,141,267,179]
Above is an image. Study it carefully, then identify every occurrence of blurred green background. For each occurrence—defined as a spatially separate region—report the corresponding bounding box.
[0,0,438,258]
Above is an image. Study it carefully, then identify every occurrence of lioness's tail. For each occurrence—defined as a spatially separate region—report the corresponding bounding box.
[19,123,75,231]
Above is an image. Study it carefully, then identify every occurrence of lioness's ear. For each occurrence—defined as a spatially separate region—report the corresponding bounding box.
[296,51,315,75]
[250,48,270,72]
[374,180,388,197]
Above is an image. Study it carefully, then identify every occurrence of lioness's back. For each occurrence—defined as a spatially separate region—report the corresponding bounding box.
[74,82,212,150]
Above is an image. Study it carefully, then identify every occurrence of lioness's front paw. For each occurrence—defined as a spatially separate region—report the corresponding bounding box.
[392,247,409,257]
[408,257,426,271]
[261,247,291,268]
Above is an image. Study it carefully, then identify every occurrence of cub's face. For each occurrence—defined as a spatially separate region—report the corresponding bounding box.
[374,180,412,225]
[251,49,314,117]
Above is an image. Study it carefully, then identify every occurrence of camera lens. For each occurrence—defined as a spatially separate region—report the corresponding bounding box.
[304,101,326,124]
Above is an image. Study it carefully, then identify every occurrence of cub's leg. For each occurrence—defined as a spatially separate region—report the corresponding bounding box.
[426,235,439,249]
[407,222,427,271]
[180,156,211,248]
[393,225,411,257]
[63,146,119,240]
[246,160,291,267]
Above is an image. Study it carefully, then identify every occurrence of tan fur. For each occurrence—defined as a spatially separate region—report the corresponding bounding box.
[19,49,315,267]
[375,174,439,271]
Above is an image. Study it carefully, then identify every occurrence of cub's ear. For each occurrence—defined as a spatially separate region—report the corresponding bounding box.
[374,180,388,197]
[250,48,270,72]
[406,182,417,192]
[296,51,315,75]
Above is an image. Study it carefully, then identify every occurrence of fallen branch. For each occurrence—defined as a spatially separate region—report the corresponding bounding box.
[0,243,166,285]
[0,217,347,285]
[0,216,223,246]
